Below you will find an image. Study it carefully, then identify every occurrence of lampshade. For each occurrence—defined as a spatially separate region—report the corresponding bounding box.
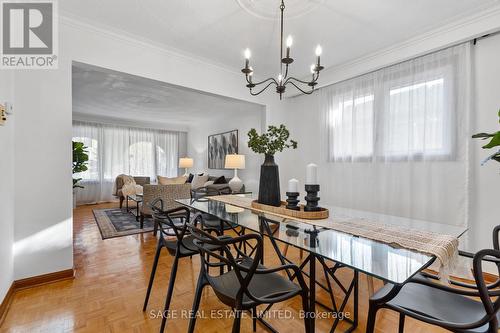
[179,157,193,168]
[225,154,245,169]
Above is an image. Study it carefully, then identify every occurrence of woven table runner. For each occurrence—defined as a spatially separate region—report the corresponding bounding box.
[208,195,459,275]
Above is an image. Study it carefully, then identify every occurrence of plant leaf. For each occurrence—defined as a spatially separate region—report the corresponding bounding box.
[472,132,496,139]
[482,132,500,149]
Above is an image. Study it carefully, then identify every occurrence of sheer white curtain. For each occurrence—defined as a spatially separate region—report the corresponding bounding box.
[73,121,180,205]
[320,43,471,227]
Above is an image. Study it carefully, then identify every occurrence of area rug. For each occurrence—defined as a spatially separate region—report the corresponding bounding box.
[93,208,154,239]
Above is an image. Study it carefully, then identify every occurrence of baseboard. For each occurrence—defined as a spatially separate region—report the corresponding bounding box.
[13,268,74,291]
[0,268,74,326]
[0,284,15,326]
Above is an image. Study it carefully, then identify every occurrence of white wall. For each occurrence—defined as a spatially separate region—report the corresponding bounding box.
[187,107,266,193]
[10,16,270,280]
[0,72,15,300]
[268,34,500,253]
[470,33,500,252]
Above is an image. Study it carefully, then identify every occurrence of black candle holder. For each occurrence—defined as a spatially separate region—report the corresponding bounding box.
[285,191,300,210]
[304,227,320,248]
[304,184,321,212]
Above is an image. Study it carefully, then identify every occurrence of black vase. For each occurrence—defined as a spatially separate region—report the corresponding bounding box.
[258,154,281,207]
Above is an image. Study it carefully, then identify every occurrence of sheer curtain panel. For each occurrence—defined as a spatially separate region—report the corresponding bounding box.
[320,43,471,228]
[73,121,180,205]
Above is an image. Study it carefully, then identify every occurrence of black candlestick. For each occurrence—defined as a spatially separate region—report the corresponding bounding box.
[304,184,321,212]
[285,192,300,211]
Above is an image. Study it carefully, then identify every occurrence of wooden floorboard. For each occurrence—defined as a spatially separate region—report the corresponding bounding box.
[0,202,447,333]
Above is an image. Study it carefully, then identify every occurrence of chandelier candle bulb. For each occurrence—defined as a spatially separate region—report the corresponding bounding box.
[286,35,293,58]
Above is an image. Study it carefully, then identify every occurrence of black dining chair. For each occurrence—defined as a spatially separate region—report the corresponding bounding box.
[186,223,312,333]
[366,248,500,333]
[142,199,203,333]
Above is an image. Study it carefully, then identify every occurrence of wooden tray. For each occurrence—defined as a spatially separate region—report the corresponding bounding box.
[251,200,329,220]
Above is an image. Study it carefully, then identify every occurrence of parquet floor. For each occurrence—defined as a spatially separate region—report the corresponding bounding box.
[0,202,446,333]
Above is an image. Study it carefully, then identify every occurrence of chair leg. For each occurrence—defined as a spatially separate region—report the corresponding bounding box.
[300,291,312,333]
[153,219,158,236]
[159,254,180,333]
[252,306,257,332]
[398,313,405,333]
[232,308,242,333]
[366,303,379,333]
[143,240,163,311]
[140,214,144,229]
[119,197,124,209]
[187,274,206,333]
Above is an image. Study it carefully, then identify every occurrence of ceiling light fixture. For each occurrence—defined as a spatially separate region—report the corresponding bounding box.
[241,0,323,100]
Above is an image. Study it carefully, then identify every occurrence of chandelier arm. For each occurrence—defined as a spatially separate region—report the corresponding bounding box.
[288,81,315,95]
[285,74,319,85]
[250,81,277,96]
[249,77,279,86]
[284,64,289,80]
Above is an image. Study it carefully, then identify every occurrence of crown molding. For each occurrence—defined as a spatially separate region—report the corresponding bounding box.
[288,2,500,97]
[60,12,241,77]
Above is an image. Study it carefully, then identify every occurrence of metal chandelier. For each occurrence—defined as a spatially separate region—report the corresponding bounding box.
[241,0,323,99]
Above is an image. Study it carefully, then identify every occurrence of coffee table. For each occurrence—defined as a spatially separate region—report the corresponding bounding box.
[126,194,143,225]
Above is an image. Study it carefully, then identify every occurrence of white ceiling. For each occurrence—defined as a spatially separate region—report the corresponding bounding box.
[61,0,499,78]
[72,62,264,128]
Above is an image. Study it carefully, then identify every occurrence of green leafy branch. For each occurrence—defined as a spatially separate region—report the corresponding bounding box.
[472,109,500,164]
[247,124,298,156]
[73,141,89,189]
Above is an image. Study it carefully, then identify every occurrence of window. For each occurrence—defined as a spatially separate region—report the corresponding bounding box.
[330,94,374,160]
[325,45,462,162]
[73,136,99,181]
[384,77,450,158]
[73,121,180,204]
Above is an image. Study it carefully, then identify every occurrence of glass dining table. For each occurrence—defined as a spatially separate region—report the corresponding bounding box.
[176,196,467,332]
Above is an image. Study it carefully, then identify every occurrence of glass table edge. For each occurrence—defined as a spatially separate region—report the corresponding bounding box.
[176,199,445,285]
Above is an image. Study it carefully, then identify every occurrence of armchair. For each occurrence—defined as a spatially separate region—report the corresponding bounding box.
[114,175,150,208]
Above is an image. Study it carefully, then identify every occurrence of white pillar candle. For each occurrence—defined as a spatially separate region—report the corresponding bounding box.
[288,178,299,193]
[305,163,318,184]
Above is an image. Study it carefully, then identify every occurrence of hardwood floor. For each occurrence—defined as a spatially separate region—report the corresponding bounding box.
[0,202,446,333]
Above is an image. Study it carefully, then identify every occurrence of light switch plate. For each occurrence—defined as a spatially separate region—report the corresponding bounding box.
[0,104,6,126]
[4,102,13,114]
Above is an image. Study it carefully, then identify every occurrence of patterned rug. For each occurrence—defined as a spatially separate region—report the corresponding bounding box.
[93,208,154,239]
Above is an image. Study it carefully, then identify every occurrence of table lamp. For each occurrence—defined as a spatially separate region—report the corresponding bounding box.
[179,157,193,176]
[225,154,245,192]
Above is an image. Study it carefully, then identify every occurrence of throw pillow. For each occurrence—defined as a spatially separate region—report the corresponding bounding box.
[157,175,188,185]
[191,174,209,189]
[186,173,194,183]
[213,176,227,184]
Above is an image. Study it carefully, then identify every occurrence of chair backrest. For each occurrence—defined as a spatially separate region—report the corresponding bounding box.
[472,249,500,327]
[142,183,191,215]
[149,198,191,245]
[188,222,265,303]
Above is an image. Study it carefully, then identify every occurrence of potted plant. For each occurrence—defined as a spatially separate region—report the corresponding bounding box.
[248,124,298,206]
[472,109,500,165]
[73,141,89,208]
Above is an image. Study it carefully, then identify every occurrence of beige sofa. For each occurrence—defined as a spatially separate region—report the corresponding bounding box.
[140,183,191,232]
